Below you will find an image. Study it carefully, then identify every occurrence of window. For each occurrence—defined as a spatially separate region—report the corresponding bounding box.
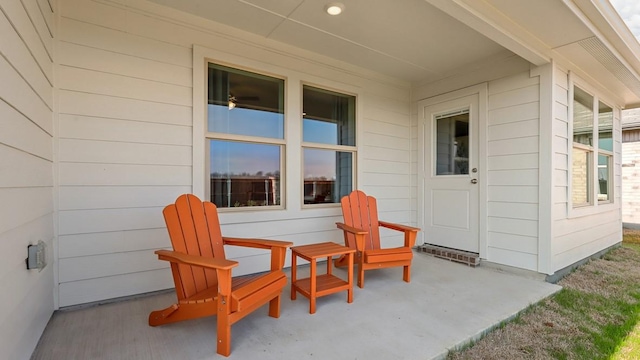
[435,110,469,175]
[598,102,613,202]
[571,85,614,208]
[302,85,356,205]
[207,63,284,208]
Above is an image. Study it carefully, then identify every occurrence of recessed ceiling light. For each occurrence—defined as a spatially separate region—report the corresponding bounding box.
[325,3,344,16]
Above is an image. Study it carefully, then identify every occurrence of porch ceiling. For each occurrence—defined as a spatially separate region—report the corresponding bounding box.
[147,0,513,83]
[147,0,640,105]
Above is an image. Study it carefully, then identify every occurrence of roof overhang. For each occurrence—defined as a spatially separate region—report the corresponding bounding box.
[426,0,640,108]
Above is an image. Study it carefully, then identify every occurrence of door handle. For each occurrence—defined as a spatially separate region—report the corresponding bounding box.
[471,179,478,184]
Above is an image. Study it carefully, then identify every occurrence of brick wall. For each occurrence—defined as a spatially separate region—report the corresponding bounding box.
[622,132,640,227]
[572,148,590,204]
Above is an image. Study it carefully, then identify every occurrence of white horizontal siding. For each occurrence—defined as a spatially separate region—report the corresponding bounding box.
[58,228,170,258]
[551,67,623,272]
[56,0,413,306]
[57,158,191,184]
[58,185,192,210]
[58,91,191,126]
[59,114,192,145]
[485,72,540,269]
[0,1,54,358]
[59,139,191,165]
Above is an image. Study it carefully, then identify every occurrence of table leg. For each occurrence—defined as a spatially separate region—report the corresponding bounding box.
[291,252,297,300]
[310,259,317,314]
[326,256,332,275]
[347,252,353,304]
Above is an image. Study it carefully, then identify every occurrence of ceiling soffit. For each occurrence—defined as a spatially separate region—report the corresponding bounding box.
[145,0,640,105]
[147,0,512,83]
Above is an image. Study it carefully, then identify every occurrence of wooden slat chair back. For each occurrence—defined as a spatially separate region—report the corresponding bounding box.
[341,190,381,251]
[163,194,225,302]
[336,190,420,288]
[149,194,293,356]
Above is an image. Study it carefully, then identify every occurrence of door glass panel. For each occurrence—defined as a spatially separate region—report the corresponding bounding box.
[435,111,469,175]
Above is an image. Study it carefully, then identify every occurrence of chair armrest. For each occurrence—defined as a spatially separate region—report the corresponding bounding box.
[223,237,292,271]
[336,222,368,252]
[378,221,420,248]
[222,237,293,250]
[155,249,238,270]
[335,222,368,235]
[378,221,420,233]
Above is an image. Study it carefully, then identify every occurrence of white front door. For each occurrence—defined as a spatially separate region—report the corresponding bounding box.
[421,94,479,253]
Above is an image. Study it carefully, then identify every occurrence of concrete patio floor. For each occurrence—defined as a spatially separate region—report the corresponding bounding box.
[32,252,560,360]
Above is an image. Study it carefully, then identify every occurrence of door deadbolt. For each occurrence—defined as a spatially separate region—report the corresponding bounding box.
[472,168,478,173]
[471,179,478,184]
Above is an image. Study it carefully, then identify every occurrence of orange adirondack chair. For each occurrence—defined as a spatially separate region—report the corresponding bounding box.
[148,194,293,356]
[335,190,420,288]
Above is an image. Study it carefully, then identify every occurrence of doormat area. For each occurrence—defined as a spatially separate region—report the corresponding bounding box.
[416,244,480,267]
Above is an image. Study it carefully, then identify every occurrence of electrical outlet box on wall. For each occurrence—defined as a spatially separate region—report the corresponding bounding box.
[26,240,46,272]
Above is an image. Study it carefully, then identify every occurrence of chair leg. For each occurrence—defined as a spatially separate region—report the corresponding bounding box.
[217,315,232,357]
[403,265,411,283]
[268,295,281,318]
[149,302,216,326]
[357,266,365,288]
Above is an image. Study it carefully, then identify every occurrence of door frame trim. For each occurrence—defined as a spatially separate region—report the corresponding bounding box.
[417,83,488,259]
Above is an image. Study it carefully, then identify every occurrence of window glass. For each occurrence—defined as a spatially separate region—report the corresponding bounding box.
[210,140,281,208]
[572,148,590,206]
[573,87,594,146]
[598,154,610,202]
[598,101,613,152]
[207,63,285,209]
[303,149,352,204]
[302,85,356,206]
[208,63,284,139]
[303,86,355,146]
[571,85,614,207]
[435,111,469,175]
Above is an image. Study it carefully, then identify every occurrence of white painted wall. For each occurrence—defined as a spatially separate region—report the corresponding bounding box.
[551,66,622,272]
[56,0,413,307]
[0,0,55,358]
[485,72,541,271]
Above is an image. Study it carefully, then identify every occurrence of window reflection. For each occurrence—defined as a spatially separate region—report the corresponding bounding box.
[436,111,469,175]
[210,140,281,208]
[208,63,284,139]
[598,154,610,202]
[207,63,285,209]
[303,149,352,204]
[597,101,613,203]
[573,87,594,146]
[303,86,355,146]
[572,148,590,205]
[302,85,356,206]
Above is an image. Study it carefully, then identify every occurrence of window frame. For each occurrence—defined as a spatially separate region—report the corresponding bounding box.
[193,46,362,216]
[568,74,617,217]
[204,62,287,211]
[301,83,358,208]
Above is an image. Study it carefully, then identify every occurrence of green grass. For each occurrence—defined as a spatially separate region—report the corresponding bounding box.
[558,234,640,359]
[448,229,640,359]
[612,321,640,359]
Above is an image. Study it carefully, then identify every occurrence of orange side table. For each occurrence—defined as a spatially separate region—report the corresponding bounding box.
[290,242,355,314]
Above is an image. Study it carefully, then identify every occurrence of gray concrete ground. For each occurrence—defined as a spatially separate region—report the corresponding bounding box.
[32,252,560,360]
